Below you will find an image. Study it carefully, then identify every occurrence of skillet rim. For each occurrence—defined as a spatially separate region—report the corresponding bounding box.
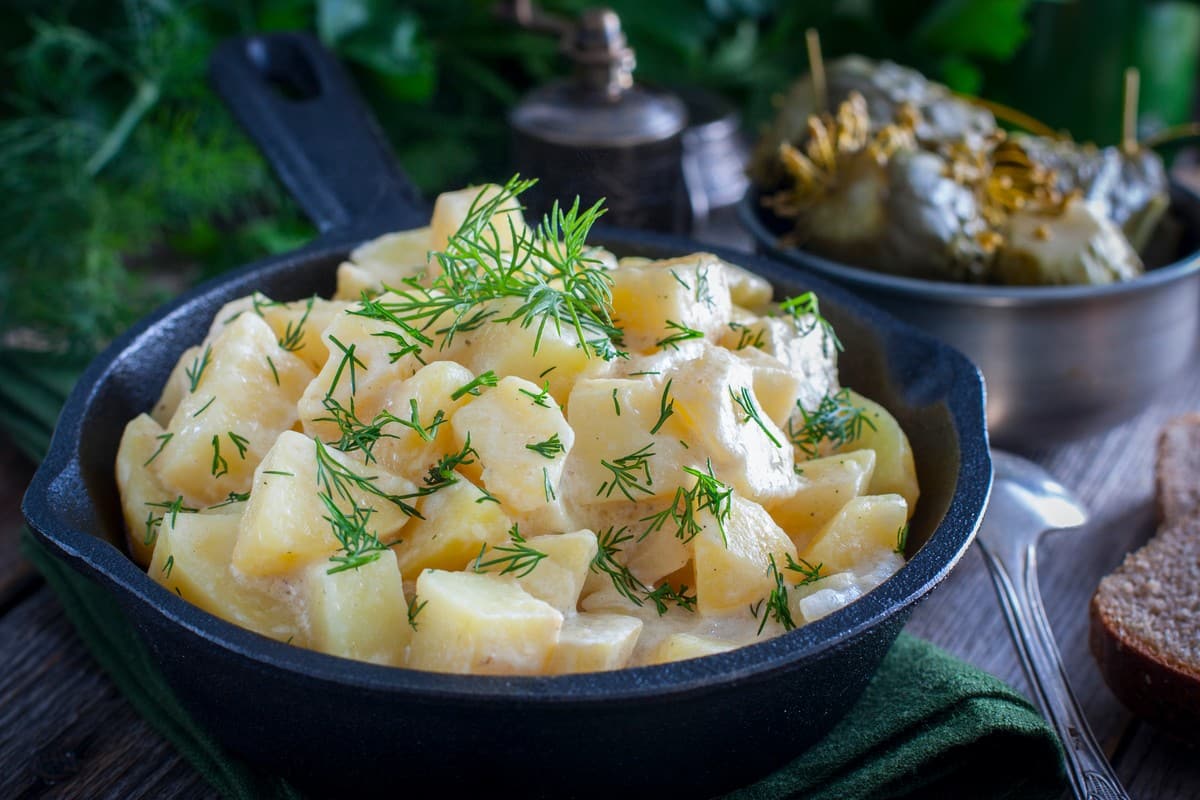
[22,226,991,702]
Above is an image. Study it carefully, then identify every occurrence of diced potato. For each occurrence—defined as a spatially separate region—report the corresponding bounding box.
[736,346,806,427]
[667,343,796,503]
[627,526,690,586]
[801,493,908,574]
[608,253,733,352]
[768,450,876,550]
[116,413,173,566]
[406,570,563,674]
[371,361,476,483]
[565,377,689,505]
[209,294,345,373]
[151,345,199,426]
[645,632,736,664]
[548,612,643,673]
[232,431,416,577]
[448,296,592,405]
[158,314,315,505]
[693,494,797,615]
[790,572,863,623]
[334,263,379,302]
[836,391,919,514]
[302,549,410,666]
[297,293,427,442]
[719,314,836,415]
[429,184,529,260]
[149,513,301,643]
[393,474,512,581]
[351,226,433,276]
[450,375,574,513]
[723,259,774,310]
[507,530,598,614]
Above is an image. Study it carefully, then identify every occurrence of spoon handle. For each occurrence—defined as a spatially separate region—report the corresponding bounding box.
[977,538,1130,800]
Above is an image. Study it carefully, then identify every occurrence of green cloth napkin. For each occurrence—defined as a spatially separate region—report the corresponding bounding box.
[21,528,1067,800]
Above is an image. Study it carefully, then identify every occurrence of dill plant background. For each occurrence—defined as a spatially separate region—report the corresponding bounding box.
[0,0,1081,458]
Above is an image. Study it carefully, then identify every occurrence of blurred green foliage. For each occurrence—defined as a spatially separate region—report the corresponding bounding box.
[0,0,1049,457]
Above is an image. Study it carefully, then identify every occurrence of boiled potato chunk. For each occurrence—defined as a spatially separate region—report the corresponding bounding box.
[608,253,733,352]
[302,549,410,666]
[836,391,919,514]
[151,345,199,426]
[158,314,314,506]
[548,613,643,673]
[720,314,837,414]
[351,226,432,277]
[429,184,529,259]
[510,530,598,614]
[149,513,301,643]
[297,294,427,442]
[393,474,512,581]
[801,493,908,574]
[233,431,416,577]
[407,570,563,674]
[372,361,476,483]
[768,449,876,550]
[449,296,591,405]
[694,495,797,615]
[722,259,774,310]
[209,294,345,373]
[116,413,173,567]
[450,375,574,513]
[667,343,796,503]
[736,346,806,427]
[646,632,736,664]
[565,377,689,505]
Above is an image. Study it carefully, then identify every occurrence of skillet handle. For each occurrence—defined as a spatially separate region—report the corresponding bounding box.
[209,32,429,239]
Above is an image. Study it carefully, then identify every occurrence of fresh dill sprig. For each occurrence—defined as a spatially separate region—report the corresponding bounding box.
[525,433,565,459]
[779,292,842,352]
[596,443,655,501]
[278,296,315,352]
[589,527,695,615]
[423,435,477,490]
[210,435,228,477]
[786,388,877,458]
[326,335,365,396]
[729,386,782,447]
[472,524,547,577]
[407,596,428,631]
[314,439,421,518]
[450,371,499,400]
[655,320,704,351]
[757,554,797,635]
[185,345,212,392]
[729,321,765,350]
[650,379,675,435]
[784,553,824,585]
[319,493,390,574]
[395,398,446,442]
[142,432,173,466]
[640,459,732,545]
[315,396,398,463]
[143,496,198,545]
[227,431,249,459]
[519,382,553,408]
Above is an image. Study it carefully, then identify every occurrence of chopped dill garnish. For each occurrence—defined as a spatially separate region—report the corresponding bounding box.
[144,495,198,537]
[265,355,280,386]
[424,435,477,490]
[192,396,215,417]
[786,388,876,458]
[519,382,552,408]
[209,435,228,477]
[779,292,842,352]
[142,432,173,467]
[758,554,796,635]
[314,439,421,519]
[319,493,390,574]
[161,554,174,578]
[475,486,500,504]
[262,469,294,477]
[538,366,557,378]
[450,371,498,400]
[526,433,565,459]
[326,335,365,396]
[895,524,910,555]
[729,386,782,447]
[278,296,315,352]
[227,431,250,459]
[640,459,732,545]
[596,442,655,501]
[472,524,547,577]
[784,554,824,585]
[407,597,428,631]
[729,321,765,350]
[543,466,556,501]
[396,398,446,442]
[629,370,660,376]
[649,378,675,434]
[655,320,704,350]
[316,397,397,463]
[611,387,621,416]
[589,527,695,615]
[185,345,212,392]
[208,490,251,510]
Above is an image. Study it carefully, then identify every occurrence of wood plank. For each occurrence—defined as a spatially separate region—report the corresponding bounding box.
[0,587,214,800]
[0,443,39,611]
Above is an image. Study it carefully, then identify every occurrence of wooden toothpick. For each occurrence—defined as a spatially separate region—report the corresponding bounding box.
[806,28,827,114]
[1122,67,1140,154]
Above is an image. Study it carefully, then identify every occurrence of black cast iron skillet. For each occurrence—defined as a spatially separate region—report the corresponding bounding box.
[22,33,991,799]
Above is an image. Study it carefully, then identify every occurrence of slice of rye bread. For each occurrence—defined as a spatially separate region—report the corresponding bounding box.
[1090,414,1200,739]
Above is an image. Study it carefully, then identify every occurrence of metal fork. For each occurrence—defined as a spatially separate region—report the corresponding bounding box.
[976,450,1129,800]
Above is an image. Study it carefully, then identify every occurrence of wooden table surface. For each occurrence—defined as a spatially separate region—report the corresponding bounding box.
[2,216,1199,799]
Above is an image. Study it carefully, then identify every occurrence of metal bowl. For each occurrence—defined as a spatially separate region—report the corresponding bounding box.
[22,34,991,798]
[740,186,1200,451]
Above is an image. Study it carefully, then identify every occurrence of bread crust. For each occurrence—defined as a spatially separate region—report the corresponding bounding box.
[1090,414,1200,741]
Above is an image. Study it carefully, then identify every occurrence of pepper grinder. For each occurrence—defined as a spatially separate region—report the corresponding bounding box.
[504,2,691,232]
